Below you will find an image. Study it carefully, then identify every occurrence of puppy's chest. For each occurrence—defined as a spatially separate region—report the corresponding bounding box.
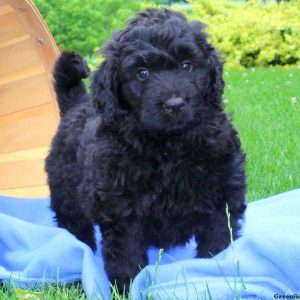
[145,156,216,214]
[101,148,218,216]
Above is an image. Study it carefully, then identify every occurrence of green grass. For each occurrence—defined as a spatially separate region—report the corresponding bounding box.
[0,282,86,300]
[224,67,300,201]
[1,67,299,299]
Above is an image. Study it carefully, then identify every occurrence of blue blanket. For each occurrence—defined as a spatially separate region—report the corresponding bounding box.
[1,189,300,299]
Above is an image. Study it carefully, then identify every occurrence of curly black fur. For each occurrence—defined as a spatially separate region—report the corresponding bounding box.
[46,8,246,292]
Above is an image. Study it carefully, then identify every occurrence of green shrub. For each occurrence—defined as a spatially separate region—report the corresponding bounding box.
[33,0,140,56]
[175,0,300,68]
[34,0,300,68]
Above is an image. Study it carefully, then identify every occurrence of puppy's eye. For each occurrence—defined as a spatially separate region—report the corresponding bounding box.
[137,68,149,81]
[181,61,193,72]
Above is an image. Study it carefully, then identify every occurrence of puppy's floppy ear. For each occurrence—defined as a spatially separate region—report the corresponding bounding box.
[190,21,225,105]
[207,50,224,105]
[91,59,119,124]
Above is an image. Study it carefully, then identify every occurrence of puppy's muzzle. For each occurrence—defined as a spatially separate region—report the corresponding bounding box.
[163,97,186,113]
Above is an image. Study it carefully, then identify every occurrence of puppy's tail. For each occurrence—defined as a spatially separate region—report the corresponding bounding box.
[53,51,90,115]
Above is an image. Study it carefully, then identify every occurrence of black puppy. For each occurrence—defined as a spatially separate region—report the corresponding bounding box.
[46,8,246,292]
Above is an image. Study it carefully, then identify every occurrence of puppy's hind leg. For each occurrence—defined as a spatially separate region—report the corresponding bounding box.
[53,202,97,251]
[195,208,244,258]
[53,51,90,115]
[51,195,97,251]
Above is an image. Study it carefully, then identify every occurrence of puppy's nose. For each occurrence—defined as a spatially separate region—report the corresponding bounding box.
[164,97,186,112]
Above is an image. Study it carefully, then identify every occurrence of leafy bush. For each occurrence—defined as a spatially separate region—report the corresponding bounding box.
[176,0,300,68]
[33,0,140,56]
[34,0,300,68]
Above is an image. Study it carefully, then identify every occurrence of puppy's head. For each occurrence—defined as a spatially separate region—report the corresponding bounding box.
[92,9,224,135]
